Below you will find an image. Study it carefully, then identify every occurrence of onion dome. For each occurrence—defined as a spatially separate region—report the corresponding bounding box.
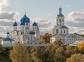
[13,21,18,26]
[20,14,30,25]
[33,22,38,26]
[57,7,64,17]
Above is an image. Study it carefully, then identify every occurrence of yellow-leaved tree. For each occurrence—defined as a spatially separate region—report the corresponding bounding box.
[66,53,84,62]
[78,41,84,52]
[10,44,33,62]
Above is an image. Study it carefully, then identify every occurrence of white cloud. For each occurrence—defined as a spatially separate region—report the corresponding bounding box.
[0,0,21,37]
[31,18,55,34]
[65,10,84,34]
[0,0,84,36]
[0,25,13,37]
[0,11,20,21]
[35,10,84,34]
[66,11,84,22]
[0,0,9,11]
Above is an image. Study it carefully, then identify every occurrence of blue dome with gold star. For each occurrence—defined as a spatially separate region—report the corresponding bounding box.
[20,14,30,25]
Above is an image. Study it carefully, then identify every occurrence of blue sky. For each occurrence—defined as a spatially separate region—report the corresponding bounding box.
[0,0,84,36]
[7,0,84,19]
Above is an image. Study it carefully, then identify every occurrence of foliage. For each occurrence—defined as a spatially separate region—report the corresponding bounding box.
[40,33,52,43]
[66,53,84,62]
[78,41,84,53]
[10,44,32,62]
[0,39,83,62]
[0,46,12,62]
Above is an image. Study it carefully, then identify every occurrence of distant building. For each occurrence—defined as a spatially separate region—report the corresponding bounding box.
[2,14,47,47]
[1,8,84,47]
[50,8,84,45]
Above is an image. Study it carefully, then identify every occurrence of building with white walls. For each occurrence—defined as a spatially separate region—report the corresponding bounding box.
[2,14,47,47]
[50,8,84,45]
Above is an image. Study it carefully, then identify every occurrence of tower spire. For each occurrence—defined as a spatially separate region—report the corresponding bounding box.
[24,10,26,15]
[59,7,62,15]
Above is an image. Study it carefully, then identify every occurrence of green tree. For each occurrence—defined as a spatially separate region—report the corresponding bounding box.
[0,45,3,62]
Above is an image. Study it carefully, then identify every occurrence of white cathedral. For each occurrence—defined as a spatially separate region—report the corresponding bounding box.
[1,14,47,47]
[1,8,84,47]
[50,8,84,45]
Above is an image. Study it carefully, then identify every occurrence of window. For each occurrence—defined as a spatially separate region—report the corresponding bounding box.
[56,29,58,33]
[60,19,61,23]
[62,19,64,22]
[61,30,62,33]
[21,32,23,35]
[17,31,19,35]
[64,30,65,33]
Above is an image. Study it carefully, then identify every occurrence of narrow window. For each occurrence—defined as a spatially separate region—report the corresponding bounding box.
[60,19,61,23]
[64,30,65,33]
[61,30,62,33]
[56,29,58,33]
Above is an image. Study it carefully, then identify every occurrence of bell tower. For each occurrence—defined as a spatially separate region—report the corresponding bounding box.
[56,8,64,26]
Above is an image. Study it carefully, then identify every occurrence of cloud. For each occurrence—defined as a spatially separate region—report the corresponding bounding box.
[0,11,20,20]
[0,0,21,37]
[0,25,13,37]
[65,10,84,34]
[31,18,55,34]
[0,0,9,11]
[66,11,84,22]
[35,10,84,34]
[0,0,84,36]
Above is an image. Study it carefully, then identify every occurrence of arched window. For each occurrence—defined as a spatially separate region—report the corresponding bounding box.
[60,19,61,23]
[62,19,64,22]
[61,30,62,33]
[56,29,58,33]
[64,30,65,33]
[21,32,23,35]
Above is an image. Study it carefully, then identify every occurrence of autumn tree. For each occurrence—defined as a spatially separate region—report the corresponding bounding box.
[42,40,66,62]
[64,45,78,58]
[40,33,52,43]
[55,47,65,62]
[66,53,84,62]
[10,44,32,62]
[78,41,84,53]
[30,46,43,62]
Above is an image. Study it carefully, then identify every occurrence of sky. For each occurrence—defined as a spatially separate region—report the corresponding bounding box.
[0,0,84,36]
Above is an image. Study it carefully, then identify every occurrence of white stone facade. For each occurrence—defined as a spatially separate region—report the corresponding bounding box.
[50,8,84,45]
[2,14,46,46]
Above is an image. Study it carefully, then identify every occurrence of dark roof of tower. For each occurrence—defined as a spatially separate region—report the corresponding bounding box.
[57,7,64,17]
[60,25,68,29]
